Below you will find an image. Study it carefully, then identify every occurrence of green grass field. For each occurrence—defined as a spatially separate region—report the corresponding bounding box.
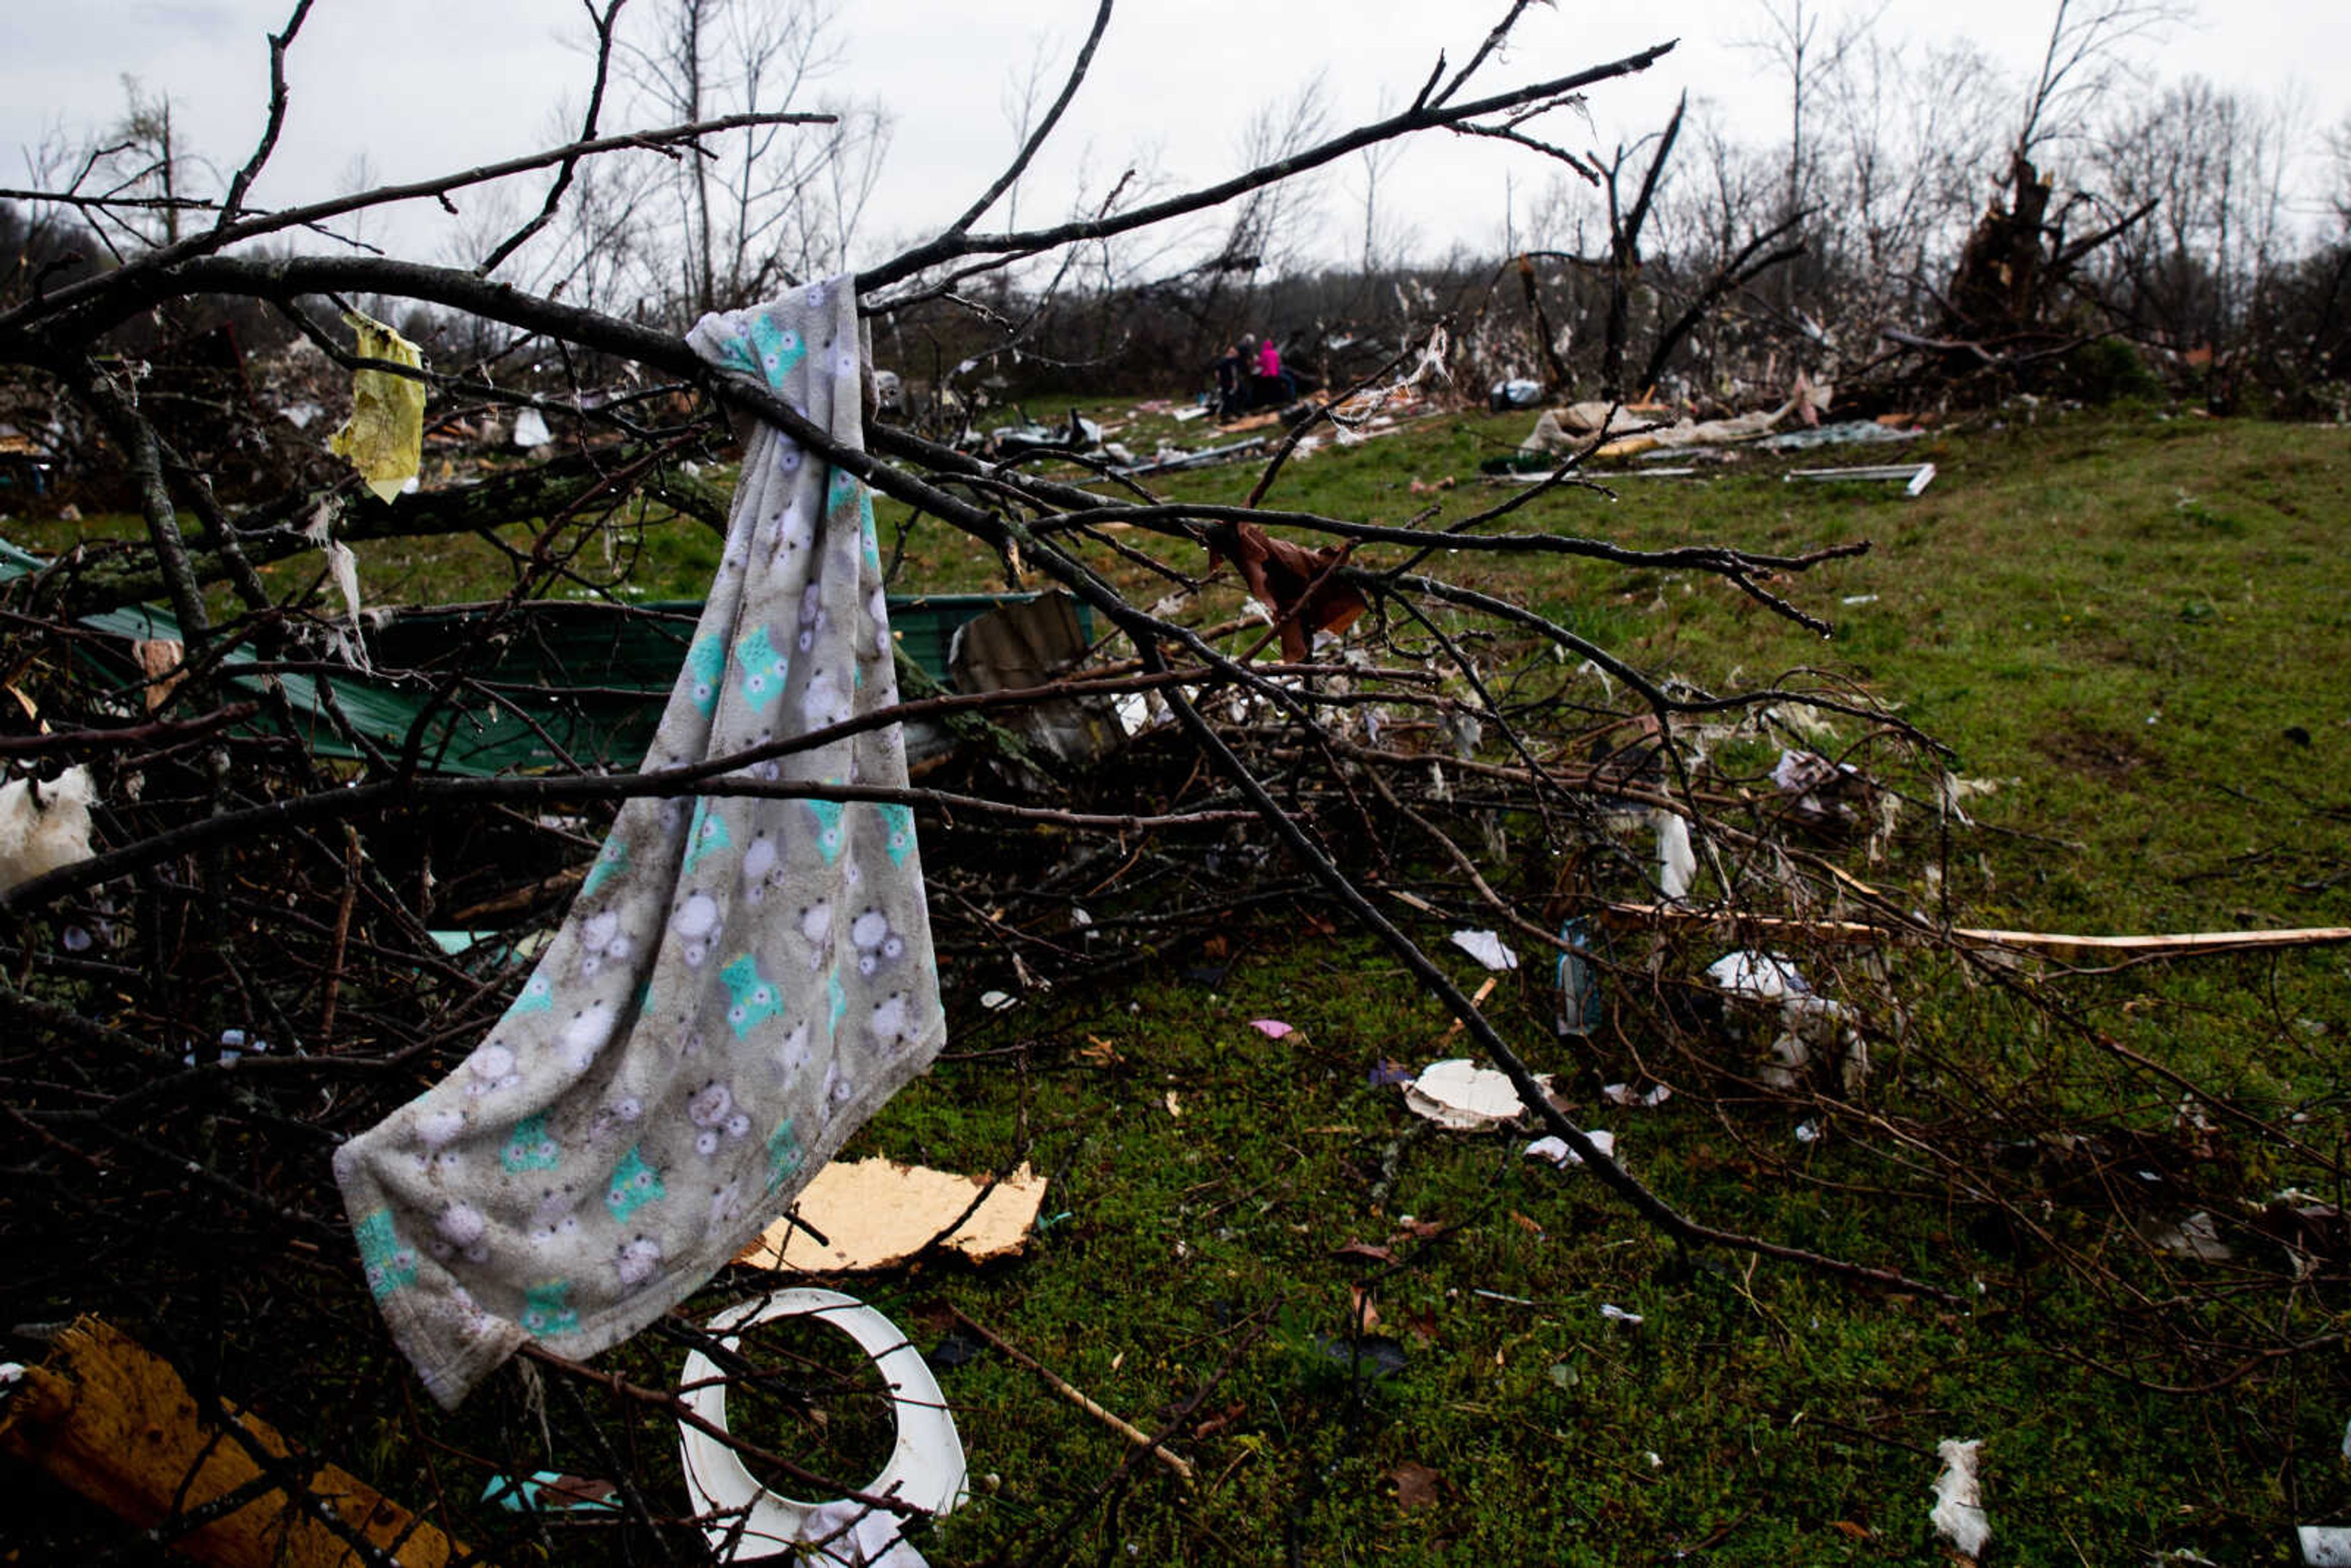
[11,403,2349,1562]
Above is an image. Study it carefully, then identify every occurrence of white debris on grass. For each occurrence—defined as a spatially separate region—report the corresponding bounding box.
[1449,929,1517,971]
[1929,1439,1990,1561]
[1404,1059,1554,1131]
[1524,1129,1616,1167]
[0,765,96,895]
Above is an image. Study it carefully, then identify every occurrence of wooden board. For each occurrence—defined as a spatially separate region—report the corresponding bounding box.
[0,1318,463,1566]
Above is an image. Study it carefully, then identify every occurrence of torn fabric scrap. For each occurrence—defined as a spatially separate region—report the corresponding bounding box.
[334,279,945,1408]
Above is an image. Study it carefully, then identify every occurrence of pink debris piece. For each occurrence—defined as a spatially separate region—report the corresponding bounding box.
[1250,1019,1295,1038]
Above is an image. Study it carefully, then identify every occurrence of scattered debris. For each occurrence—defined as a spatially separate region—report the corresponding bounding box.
[1250,1019,1295,1038]
[2298,1528,2351,1567]
[948,591,1123,764]
[481,1470,620,1514]
[1930,1439,1990,1561]
[0,1317,467,1566]
[680,1291,967,1564]
[1707,950,1809,1002]
[1654,810,1696,901]
[1524,1129,1616,1166]
[1449,929,1518,971]
[0,765,96,895]
[326,310,426,504]
[1708,949,1866,1092]
[1756,418,1923,452]
[1600,1082,1672,1108]
[1404,1059,1554,1130]
[1599,1303,1644,1327]
[2136,1210,2234,1264]
[1488,379,1543,411]
[1555,919,1603,1038]
[737,1158,1048,1272]
[1785,462,1937,496]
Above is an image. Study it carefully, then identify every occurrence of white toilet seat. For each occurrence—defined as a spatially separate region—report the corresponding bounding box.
[678,1289,967,1562]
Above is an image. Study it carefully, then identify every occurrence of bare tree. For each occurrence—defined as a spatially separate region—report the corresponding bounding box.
[611,0,887,315]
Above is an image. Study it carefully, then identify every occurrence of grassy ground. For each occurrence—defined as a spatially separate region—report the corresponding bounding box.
[9,403,2350,1562]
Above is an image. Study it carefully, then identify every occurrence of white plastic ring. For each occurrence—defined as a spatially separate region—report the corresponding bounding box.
[678,1289,966,1562]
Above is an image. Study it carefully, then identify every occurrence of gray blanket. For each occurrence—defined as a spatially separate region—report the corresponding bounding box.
[335,280,946,1408]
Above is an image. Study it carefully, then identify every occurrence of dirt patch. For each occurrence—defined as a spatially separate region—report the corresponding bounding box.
[2031,722,2160,783]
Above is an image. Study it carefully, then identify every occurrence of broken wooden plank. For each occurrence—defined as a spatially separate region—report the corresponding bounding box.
[0,1318,464,1567]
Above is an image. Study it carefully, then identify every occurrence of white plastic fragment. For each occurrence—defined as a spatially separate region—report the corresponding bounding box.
[1794,1120,1821,1145]
[1601,1082,1671,1108]
[1930,1439,1990,1561]
[1524,1129,1616,1167]
[511,406,552,448]
[1654,810,1695,901]
[2297,1529,2351,1568]
[1404,1059,1553,1131]
[1449,929,1518,971]
[1600,1304,1644,1326]
[978,991,1016,1012]
[1707,951,1809,1000]
[0,765,97,895]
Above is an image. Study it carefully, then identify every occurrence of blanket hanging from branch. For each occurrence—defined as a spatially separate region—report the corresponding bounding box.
[334,279,946,1408]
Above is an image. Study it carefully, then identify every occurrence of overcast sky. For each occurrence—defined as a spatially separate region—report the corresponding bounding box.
[4,1,2345,276]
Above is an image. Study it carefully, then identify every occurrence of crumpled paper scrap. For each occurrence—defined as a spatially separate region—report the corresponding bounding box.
[327,311,426,504]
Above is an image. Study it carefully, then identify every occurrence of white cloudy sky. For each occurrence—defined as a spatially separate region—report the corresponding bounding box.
[3,0,2345,276]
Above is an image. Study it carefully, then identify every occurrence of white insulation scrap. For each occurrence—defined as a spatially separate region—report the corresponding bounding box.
[1930,1438,1990,1560]
[1654,809,1696,900]
[0,766,97,895]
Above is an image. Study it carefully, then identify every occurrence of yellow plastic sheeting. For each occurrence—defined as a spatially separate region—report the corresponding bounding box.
[326,311,426,503]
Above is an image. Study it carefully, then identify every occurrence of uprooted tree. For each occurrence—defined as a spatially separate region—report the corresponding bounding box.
[0,2,2343,1561]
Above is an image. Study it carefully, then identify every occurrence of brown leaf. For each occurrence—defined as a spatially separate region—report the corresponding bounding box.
[1392,1461,1442,1510]
[1397,1216,1449,1240]
[1208,520,1368,661]
[1333,1240,1396,1264]
[1348,1285,1383,1333]
[1510,1210,1545,1237]
[1831,1520,1874,1541]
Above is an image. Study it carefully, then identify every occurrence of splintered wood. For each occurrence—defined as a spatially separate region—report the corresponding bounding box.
[0,1317,463,1566]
